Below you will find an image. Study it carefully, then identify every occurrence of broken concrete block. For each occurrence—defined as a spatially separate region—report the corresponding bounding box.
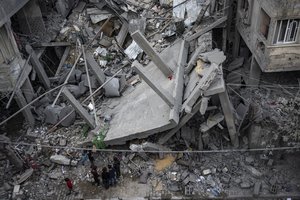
[50,154,77,166]
[222,167,228,173]
[202,169,211,175]
[200,49,226,65]
[242,163,263,178]
[66,85,83,98]
[221,176,230,184]
[168,182,180,192]
[48,171,61,179]
[141,142,171,152]
[90,14,112,24]
[78,81,88,94]
[240,181,251,189]
[59,138,67,146]
[13,184,20,198]
[43,105,63,124]
[129,18,146,34]
[200,113,224,132]
[103,77,120,97]
[267,159,274,166]
[199,97,210,115]
[248,124,262,148]
[245,156,254,164]
[82,74,99,89]
[14,168,34,185]
[3,183,11,191]
[59,69,82,84]
[139,171,150,184]
[183,176,190,185]
[253,181,261,197]
[59,106,76,127]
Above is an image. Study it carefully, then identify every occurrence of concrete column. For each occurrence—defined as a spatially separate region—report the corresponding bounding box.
[132,61,175,107]
[62,88,95,129]
[218,89,239,147]
[14,90,35,127]
[222,28,227,52]
[55,46,70,77]
[249,57,261,88]
[131,31,173,78]
[86,51,106,85]
[25,45,50,89]
[21,78,35,103]
[232,30,240,58]
[159,100,202,145]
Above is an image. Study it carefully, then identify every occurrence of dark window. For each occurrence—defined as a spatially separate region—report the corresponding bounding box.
[260,9,271,39]
[274,19,299,44]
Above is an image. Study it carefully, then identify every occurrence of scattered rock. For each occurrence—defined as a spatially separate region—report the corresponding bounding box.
[50,154,77,166]
[245,156,254,164]
[202,169,211,175]
[267,159,274,166]
[253,181,261,197]
[240,181,251,189]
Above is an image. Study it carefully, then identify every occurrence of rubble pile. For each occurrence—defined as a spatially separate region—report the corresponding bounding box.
[0,0,300,199]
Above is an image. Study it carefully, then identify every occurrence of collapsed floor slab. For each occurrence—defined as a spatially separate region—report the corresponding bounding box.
[104,39,186,145]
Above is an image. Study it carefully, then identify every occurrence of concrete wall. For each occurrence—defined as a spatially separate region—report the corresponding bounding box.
[0,23,23,92]
[0,0,29,27]
[236,0,300,72]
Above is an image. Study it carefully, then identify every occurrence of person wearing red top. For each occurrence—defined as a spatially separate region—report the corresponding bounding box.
[64,178,73,195]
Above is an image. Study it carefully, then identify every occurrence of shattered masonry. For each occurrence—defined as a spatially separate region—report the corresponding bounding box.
[0,0,300,199]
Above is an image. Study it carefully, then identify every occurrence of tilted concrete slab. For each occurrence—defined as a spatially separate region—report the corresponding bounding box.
[104,39,185,145]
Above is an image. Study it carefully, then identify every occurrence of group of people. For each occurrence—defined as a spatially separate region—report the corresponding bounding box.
[87,151,121,189]
[91,156,121,189]
[65,151,121,195]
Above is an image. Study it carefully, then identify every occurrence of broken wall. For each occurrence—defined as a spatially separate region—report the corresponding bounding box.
[235,0,300,72]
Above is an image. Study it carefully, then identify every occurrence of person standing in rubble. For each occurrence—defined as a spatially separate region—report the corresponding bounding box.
[79,150,88,165]
[88,150,95,166]
[113,156,121,179]
[91,165,100,186]
[108,164,117,186]
[64,178,73,196]
[102,167,109,189]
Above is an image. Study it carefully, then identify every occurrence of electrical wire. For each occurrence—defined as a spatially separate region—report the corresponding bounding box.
[223,66,300,89]
[1,140,299,154]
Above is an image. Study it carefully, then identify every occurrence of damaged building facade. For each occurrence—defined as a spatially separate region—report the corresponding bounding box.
[0,0,299,199]
[232,0,300,84]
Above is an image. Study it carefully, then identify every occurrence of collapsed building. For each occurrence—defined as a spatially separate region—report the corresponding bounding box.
[0,0,299,199]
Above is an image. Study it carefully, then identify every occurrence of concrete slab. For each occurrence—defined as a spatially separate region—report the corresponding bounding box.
[62,88,95,128]
[182,63,219,113]
[104,40,184,145]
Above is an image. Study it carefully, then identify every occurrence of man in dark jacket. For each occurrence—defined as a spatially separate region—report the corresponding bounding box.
[113,156,121,179]
[87,150,95,166]
[102,167,109,189]
[108,164,117,186]
[91,165,100,186]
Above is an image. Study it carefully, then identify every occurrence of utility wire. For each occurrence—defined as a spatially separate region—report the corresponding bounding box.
[2,140,299,154]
